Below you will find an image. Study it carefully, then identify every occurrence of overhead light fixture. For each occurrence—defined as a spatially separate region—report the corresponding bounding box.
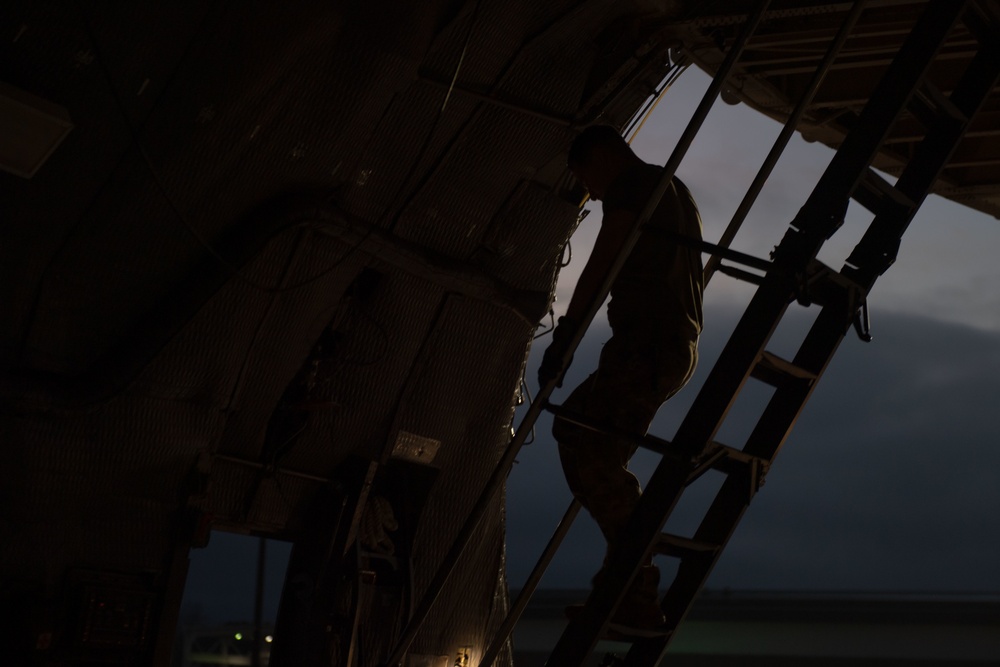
[0,81,73,178]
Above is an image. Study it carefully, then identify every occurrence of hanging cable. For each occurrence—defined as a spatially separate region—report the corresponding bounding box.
[533,308,556,339]
[559,239,573,268]
[442,0,482,113]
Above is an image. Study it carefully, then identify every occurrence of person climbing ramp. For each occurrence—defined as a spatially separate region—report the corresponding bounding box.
[539,125,704,632]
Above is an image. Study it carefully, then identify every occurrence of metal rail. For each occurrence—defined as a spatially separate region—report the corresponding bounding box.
[479,500,582,667]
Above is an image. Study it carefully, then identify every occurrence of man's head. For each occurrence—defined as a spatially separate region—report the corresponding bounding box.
[567,125,638,200]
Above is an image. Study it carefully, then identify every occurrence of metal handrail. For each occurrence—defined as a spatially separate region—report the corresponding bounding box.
[479,500,581,667]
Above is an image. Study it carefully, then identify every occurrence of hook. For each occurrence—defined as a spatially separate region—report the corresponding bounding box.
[853,298,873,342]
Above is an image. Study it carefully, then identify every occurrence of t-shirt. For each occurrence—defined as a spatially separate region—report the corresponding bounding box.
[601,163,704,342]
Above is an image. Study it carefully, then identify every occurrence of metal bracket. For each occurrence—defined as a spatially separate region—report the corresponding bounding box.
[748,457,770,501]
[787,258,876,343]
[853,298,873,342]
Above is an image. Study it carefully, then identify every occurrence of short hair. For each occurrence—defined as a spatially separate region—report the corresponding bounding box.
[567,125,629,167]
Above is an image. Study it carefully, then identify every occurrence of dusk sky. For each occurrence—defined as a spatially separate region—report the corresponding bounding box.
[181,67,1000,625]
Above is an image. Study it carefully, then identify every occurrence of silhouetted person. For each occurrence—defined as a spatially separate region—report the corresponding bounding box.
[538,125,704,632]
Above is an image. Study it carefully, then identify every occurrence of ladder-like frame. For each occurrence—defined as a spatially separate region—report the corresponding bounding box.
[381,1,1000,665]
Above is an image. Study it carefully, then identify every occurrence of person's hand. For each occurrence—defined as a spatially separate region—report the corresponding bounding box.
[538,317,577,388]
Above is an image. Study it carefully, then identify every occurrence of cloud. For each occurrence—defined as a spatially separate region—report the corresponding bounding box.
[507,306,1000,592]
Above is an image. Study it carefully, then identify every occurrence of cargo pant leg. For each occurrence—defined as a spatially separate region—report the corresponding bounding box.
[554,333,697,547]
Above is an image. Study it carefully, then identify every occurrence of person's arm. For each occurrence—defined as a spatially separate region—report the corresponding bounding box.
[563,208,636,323]
[536,207,637,388]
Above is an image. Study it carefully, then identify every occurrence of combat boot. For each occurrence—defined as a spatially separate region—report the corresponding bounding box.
[608,564,666,635]
[565,564,666,637]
